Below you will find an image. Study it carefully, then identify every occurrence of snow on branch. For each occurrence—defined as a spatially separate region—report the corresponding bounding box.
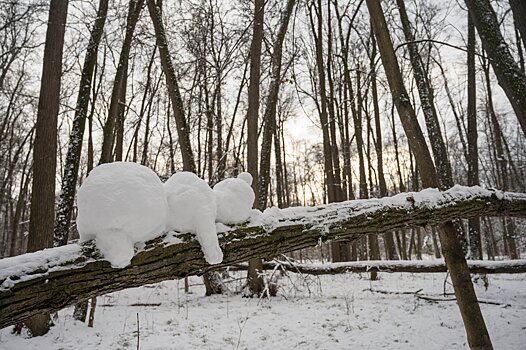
[0,185,525,328]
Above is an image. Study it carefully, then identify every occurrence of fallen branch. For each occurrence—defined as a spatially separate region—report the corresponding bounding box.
[365,288,423,295]
[0,186,525,328]
[415,294,511,307]
[364,289,512,307]
[233,259,526,275]
[98,303,162,307]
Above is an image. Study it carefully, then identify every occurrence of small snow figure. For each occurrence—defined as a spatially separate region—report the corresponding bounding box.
[76,162,168,268]
[164,172,223,264]
[213,172,255,224]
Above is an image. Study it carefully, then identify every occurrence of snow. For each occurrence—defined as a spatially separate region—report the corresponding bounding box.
[76,162,168,268]
[213,171,255,224]
[1,270,524,349]
[249,185,520,235]
[165,172,223,264]
[0,244,86,290]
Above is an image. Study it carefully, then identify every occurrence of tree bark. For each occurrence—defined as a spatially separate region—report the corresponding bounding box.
[246,0,265,296]
[53,0,108,247]
[466,14,482,260]
[1,186,525,329]
[25,0,69,337]
[309,0,337,204]
[99,0,144,164]
[510,0,526,50]
[465,0,526,138]
[370,29,397,260]
[258,0,296,210]
[396,0,453,187]
[246,0,264,203]
[325,1,343,203]
[114,59,128,162]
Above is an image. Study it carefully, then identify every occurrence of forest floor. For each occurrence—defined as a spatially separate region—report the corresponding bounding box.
[1,264,525,349]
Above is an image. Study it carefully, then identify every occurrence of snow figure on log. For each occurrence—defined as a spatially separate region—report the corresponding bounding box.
[213,172,255,224]
[164,172,223,264]
[76,162,168,268]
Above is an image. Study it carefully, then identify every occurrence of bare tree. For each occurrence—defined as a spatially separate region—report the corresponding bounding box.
[246,0,265,296]
[25,0,69,337]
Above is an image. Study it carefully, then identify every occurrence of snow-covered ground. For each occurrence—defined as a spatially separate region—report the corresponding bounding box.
[1,271,524,349]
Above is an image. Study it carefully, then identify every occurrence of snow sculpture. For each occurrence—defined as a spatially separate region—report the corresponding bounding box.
[164,172,223,264]
[213,172,255,224]
[76,162,168,268]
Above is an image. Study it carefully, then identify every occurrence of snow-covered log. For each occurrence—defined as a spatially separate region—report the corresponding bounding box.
[0,186,525,328]
[232,259,526,275]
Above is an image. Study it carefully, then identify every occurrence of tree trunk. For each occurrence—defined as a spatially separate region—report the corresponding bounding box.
[510,0,526,50]
[87,297,97,327]
[465,0,526,138]
[54,0,108,247]
[309,0,337,204]
[215,78,224,182]
[396,0,453,187]
[367,0,493,347]
[325,1,343,203]
[431,226,441,258]
[258,0,296,210]
[147,0,195,171]
[25,0,69,337]
[114,59,128,162]
[370,29,397,260]
[466,14,482,260]
[246,0,265,296]
[100,0,144,164]
[10,138,32,257]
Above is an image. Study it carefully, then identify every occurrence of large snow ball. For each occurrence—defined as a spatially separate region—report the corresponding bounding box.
[76,162,168,268]
[164,172,223,264]
[213,172,255,224]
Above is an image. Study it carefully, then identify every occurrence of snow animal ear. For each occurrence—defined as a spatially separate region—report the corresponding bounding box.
[237,172,253,185]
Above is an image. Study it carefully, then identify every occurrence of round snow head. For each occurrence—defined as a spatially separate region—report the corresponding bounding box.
[213,174,255,224]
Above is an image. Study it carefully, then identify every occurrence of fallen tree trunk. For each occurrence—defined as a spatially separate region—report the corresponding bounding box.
[232,259,526,275]
[0,186,525,328]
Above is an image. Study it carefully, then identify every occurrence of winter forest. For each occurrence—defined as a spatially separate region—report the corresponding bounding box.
[0,0,526,348]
